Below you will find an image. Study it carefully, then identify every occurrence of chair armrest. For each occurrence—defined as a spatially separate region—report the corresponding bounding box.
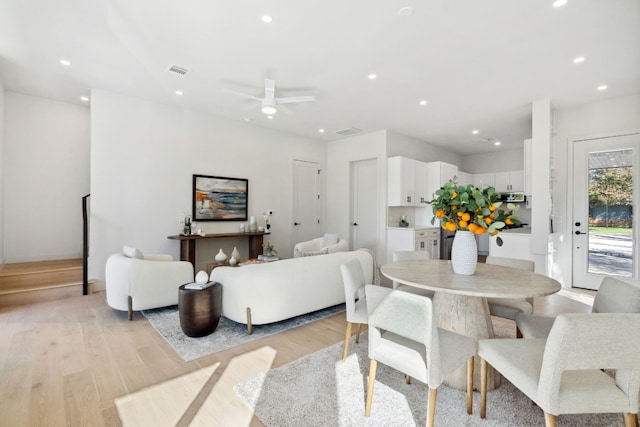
[327,239,349,253]
[293,237,323,257]
[143,254,174,261]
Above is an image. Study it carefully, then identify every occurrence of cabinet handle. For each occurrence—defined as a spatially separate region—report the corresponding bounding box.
[407,196,411,203]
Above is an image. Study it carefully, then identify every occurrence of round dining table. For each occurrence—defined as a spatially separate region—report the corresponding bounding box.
[380,259,561,391]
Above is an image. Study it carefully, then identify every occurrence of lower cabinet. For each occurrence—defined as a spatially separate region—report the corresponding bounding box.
[387,227,441,263]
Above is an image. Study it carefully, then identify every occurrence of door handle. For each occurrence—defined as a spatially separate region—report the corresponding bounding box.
[575,230,586,235]
[294,222,301,226]
[353,222,358,226]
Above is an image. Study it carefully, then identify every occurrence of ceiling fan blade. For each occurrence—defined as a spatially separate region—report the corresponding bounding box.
[276,96,315,104]
[223,88,263,102]
[264,79,276,100]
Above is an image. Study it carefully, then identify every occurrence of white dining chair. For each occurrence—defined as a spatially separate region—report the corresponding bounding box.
[516,276,640,338]
[340,259,389,362]
[484,256,535,337]
[478,312,640,427]
[364,285,476,427]
[392,251,434,298]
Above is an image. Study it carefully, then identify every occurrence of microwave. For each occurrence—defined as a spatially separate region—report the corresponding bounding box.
[498,192,526,203]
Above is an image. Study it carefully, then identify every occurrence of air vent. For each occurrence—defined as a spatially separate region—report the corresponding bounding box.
[336,127,362,136]
[166,65,191,77]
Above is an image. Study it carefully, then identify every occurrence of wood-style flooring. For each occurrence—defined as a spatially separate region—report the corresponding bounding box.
[0,277,592,426]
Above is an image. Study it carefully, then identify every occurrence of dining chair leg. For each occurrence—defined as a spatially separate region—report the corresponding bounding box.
[426,387,437,427]
[480,358,487,419]
[466,356,474,414]
[544,412,557,427]
[624,413,639,427]
[405,374,411,384]
[365,360,377,417]
[355,323,362,343]
[342,322,353,362]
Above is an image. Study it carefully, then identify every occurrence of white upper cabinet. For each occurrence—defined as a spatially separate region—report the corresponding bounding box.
[388,156,429,206]
[495,171,524,192]
[457,171,473,187]
[474,173,495,189]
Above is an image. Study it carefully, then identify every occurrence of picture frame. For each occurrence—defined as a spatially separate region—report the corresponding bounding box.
[192,174,248,221]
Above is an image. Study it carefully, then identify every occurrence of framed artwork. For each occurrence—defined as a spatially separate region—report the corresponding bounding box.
[192,174,248,221]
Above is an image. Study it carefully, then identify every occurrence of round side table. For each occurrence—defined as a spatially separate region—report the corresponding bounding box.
[178,282,222,337]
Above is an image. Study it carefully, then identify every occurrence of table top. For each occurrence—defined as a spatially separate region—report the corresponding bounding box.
[380,259,561,299]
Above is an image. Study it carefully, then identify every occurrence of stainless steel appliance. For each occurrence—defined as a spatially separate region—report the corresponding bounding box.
[441,228,455,260]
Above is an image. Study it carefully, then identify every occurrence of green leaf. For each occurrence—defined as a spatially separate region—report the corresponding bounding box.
[496,236,503,247]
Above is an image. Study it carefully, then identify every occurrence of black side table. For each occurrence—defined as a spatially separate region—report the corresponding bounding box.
[178,282,222,337]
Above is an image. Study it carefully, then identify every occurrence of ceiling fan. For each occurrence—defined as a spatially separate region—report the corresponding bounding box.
[227,79,315,115]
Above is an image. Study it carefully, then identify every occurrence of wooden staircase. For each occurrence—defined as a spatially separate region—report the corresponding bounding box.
[0,259,85,307]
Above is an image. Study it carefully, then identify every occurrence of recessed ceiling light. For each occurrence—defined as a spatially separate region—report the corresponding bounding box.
[494,141,501,146]
[472,130,479,135]
[80,96,89,102]
[319,129,325,133]
[59,59,71,66]
[368,74,377,80]
[573,56,585,64]
[597,85,608,91]
[175,90,183,96]
[552,0,567,7]
[419,100,428,106]
[261,15,273,23]
[267,115,274,120]
[398,6,414,17]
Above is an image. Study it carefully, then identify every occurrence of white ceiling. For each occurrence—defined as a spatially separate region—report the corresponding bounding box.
[1,0,639,155]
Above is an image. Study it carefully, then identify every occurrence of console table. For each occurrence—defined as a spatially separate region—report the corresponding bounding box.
[167,231,269,266]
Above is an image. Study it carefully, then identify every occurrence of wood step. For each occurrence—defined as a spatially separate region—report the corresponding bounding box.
[0,259,83,295]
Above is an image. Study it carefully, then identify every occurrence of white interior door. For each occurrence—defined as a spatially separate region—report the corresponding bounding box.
[351,158,378,253]
[573,132,640,289]
[292,159,321,249]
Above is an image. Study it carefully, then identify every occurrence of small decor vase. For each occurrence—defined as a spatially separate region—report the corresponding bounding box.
[195,270,209,285]
[215,249,227,264]
[231,247,240,260]
[229,256,237,266]
[451,230,478,275]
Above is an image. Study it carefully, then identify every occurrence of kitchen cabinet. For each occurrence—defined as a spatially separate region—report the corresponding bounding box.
[387,227,441,262]
[474,173,495,189]
[524,139,532,195]
[388,156,430,206]
[457,171,473,186]
[489,231,532,260]
[495,171,524,192]
[425,161,458,224]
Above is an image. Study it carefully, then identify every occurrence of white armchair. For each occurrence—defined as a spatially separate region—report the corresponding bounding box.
[105,251,193,320]
[293,234,349,257]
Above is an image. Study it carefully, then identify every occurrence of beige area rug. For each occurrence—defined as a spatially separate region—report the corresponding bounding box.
[234,318,627,427]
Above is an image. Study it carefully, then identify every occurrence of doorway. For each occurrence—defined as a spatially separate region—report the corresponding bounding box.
[350,158,378,253]
[572,132,640,289]
[292,159,321,250]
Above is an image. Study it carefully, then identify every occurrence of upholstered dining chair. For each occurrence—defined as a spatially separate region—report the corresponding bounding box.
[516,276,640,338]
[340,259,389,362]
[392,251,434,298]
[478,312,640,427]
[484,256,535,337]
[364,285,476,427]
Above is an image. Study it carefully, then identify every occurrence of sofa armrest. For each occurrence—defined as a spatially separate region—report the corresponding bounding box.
[327,239,349,253]
[144,253,174,261]
[293,237,324,257]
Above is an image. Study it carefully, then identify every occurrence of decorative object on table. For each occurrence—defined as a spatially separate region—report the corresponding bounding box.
[215,248,228,264]
[195,270,209,285]
[262,242,277,257]
[181,213,192,235]
[425,179,520,275]
[229,256,238,266]
[192,174,248,221]
[239,223,245,233]
[262,211,272,230]
[399,215,409,227]
[249,215,257,232]
[231,247,240,260]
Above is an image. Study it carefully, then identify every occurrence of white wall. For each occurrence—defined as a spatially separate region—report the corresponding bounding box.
[0,78,4,264]
[461,148,524,174]
[553,93,640,286]
[3,92,90,263]
[326,130,387,263]
[89,89,326,288]
[387,131,462,166]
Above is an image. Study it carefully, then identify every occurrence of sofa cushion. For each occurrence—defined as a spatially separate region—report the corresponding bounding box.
[123,245,144,259]
[322,233,339,248]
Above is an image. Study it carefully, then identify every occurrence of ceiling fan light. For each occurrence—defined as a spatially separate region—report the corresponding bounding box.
[261,105,277,115]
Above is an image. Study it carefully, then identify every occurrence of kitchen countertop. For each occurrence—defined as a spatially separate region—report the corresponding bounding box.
[499,228,531,235]
[387,225,439,231]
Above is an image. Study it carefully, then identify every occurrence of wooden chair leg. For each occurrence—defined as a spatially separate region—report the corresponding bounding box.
[365,360,377,417]
[246,307,253,335]
[355,323,362,344]
[405,374,411,384]
[624,413,639,427]
[480,358,487,419]
[516,327,523,338]
[127,296,133,321]
[342,322,353,362]
[544,412,557,427]
[466,356,474,415]
[426,387,437,427]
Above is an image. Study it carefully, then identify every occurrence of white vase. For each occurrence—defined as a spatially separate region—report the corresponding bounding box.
[231,247,240,260]
[195,270,209,285]
[249,216,257,232]
[451,230,478,275]
[229,256,237,266]
[215,249,227,264]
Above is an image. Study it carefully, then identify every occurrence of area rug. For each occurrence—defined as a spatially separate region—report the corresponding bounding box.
[234,322,624,427]
[142,303,345,362]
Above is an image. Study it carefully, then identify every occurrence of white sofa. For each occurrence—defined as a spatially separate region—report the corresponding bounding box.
[209,249,373,332]
[293,236,349,257]
[105,253,194,320]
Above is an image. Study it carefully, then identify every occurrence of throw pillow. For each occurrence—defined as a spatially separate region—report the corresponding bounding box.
[322,233,339,248]
[299,247,329,257]
[123,245,144,259]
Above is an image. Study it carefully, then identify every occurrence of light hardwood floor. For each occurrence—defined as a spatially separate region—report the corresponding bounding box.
[0,287,591,426]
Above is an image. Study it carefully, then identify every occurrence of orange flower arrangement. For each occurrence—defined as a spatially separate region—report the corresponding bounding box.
[426,180,520,235]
